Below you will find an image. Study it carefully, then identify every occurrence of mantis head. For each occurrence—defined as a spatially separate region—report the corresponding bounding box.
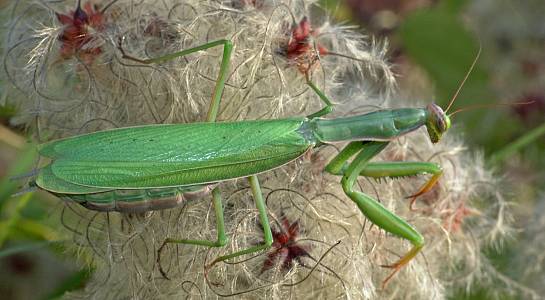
[425,103,451,144]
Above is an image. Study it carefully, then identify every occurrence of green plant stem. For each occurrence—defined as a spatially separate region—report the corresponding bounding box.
[489,121,545,164]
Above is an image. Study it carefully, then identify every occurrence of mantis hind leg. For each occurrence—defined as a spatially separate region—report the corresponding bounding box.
[325,141,425,288]
[157,176,273,277]
[157,187,228,278]
[208,175,273,266]
[118,38,233,122]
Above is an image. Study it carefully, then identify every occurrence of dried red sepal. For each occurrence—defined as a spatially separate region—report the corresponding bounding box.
[283,17,329,74]
[442,202,475,233]
[261,215,310,273]
[56,1,105,64]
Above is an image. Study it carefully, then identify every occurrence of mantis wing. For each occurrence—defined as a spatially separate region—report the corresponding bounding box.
[37,118,314,192]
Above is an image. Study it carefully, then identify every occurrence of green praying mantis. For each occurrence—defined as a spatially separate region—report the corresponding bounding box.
[32,37,470,288]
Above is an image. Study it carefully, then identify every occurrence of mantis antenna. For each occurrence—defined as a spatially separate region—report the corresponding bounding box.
[445,44,482,113]
[442,42,534,118]
[448,100,535,117]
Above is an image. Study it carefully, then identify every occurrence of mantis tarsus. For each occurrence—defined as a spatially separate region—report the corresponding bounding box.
[34,37,459,288]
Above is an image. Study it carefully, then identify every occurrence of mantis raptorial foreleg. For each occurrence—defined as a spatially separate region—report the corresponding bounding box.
[327,146,443,211]
[325,141,430,287]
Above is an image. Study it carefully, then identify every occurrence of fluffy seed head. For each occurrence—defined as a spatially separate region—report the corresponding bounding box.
[0,0,516,298]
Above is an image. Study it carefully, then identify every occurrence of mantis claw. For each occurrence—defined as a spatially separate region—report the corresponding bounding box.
[204,259,224,287]
[379,244,423,289]
[406,195,420,211]
[380,265,401,290]
[405,173,442,210]
[380,259,404,289]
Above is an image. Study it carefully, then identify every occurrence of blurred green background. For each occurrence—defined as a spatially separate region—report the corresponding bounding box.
[1,0,544,298]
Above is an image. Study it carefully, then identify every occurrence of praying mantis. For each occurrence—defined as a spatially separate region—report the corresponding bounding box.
[33,35,468,288]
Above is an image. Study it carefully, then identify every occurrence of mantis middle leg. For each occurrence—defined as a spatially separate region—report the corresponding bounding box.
[118,38,233,122]
[305,73,334,118]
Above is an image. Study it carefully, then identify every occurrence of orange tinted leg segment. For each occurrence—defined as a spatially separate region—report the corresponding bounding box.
[380,244,423,289]
[406,172,442,210]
